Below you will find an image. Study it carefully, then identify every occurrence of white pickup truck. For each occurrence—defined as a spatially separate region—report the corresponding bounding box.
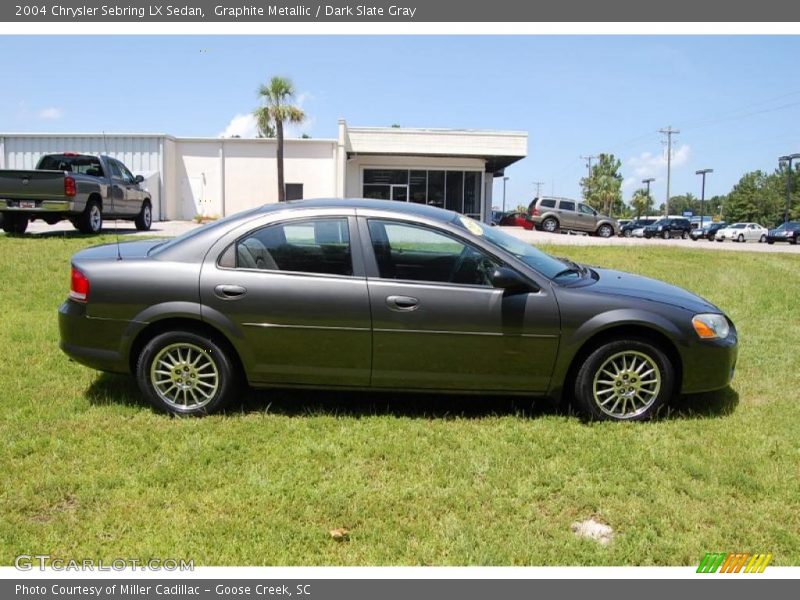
[0,153,152,234]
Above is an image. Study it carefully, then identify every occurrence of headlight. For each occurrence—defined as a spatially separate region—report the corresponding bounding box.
[692,313,730,340]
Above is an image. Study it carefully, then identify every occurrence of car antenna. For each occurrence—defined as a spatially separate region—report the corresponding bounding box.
[102,131,123,261]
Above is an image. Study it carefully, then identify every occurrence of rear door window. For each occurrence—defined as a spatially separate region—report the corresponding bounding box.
[559,200,576,211]
[539,199,556,208]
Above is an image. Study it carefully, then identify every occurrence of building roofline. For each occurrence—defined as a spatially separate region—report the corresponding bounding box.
[0,132,337,144]
[346,126,527,137]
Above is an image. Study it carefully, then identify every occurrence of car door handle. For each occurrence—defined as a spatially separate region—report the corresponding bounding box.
[214,284,247,299]
[386,295,419,311]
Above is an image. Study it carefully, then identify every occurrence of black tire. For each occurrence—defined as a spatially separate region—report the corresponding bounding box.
[737,234,745,243]
[662,230,670,240]
[597,224,613,238]
[77,199,103,234]
[1,214,28,234]
[790,237,798,245]
[623,229,632,238]
[681,231,688,239]
[134,200,152,231]
[573,338,675,422]
[136,330,241,416]
[759,234,766,243]
[767,240,774,245]
[542,217,559,233]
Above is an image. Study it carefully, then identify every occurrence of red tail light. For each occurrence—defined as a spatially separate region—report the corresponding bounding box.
[532,208,540,216]
[64,176,77,197]
[70,267,89,303]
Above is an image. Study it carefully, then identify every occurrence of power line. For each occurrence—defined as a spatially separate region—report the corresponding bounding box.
[579,155,597,178]
[659,126,679,215]
[532,180,545,198]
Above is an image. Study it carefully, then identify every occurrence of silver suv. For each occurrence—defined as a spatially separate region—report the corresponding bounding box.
[527,196,619,237]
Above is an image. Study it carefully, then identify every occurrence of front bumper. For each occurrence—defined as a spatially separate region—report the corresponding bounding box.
[766,234,795,243]
[679,327,738,394]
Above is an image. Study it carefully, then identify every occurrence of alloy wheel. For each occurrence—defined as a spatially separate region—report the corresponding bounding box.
[150,342,219,410]
[592,350,661,419]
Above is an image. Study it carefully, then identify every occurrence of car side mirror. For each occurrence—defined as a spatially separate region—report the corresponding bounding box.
[134,174,144,183]
[491,267,537,294]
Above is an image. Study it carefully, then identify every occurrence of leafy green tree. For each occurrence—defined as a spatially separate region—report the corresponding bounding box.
[666,193,698,216]
[723,170,783,226]
[254,76,306,202]
[580,153,623,216]
[630,188,654,218]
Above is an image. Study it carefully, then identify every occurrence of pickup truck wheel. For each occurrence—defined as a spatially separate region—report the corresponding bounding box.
[77,201,103,234]
[136,331,240,416]
[2,214,28,234]
[135,201,152,231]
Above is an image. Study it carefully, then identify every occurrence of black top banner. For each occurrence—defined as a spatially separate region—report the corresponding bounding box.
[3,0,800,22]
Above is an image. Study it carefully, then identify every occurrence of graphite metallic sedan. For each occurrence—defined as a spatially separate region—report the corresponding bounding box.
[766,221,800,245]
[59,199,737,421]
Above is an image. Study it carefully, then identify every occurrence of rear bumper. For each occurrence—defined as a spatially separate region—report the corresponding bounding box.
[2,199,76,213]
[58,300,131,374]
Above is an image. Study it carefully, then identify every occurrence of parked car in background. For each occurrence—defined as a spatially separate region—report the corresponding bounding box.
[0,153,152,234]
[766,221,800,245]
[643,218,692,239]
[690,221,727,241]
[59,198,737,421]
[618,219,632,229]
[528,196,619,237]
[490,210,506,226]
[620,217,659,237]
[499,211,535,230]
[715,222,768,243]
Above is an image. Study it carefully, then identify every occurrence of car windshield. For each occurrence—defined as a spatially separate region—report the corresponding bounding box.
[452,215,576,280]
[776,222,800,231]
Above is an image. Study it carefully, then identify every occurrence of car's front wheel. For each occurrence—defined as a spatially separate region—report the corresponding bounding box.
[136,331,240,416]
[662,230,670,239]
[573,339,674,421]
[597,224,613,238]
[759,234,766,243]
[737,234,745,243]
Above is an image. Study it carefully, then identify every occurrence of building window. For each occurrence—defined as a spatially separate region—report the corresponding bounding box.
[362,168,481,216]
[285,183,304,201]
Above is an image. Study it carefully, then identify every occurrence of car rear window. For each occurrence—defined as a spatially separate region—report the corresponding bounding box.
[37,155,105,177]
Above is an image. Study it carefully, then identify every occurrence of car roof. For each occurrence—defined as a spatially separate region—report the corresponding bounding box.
[260,197,458,223]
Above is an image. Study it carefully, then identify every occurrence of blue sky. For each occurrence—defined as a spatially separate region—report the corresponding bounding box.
[1,35,798,207]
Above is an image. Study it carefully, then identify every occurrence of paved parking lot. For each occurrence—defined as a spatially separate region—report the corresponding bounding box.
[20,219,800,254]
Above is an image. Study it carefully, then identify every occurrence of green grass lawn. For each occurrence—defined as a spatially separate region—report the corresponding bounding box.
[1,233,798,566]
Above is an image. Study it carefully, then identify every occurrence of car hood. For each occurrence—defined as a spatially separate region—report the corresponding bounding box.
[71,239,167,261]
[588,267,720,313]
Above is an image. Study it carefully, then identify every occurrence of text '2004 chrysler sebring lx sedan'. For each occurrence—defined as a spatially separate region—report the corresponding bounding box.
[59,199,737,421]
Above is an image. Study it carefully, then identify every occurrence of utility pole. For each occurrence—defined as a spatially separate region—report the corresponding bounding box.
[532,180,545,199]
[580,155,597,178]
[659,126,679,216]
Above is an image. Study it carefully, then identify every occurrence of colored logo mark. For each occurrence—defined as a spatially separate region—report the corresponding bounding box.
[697,552,772,573]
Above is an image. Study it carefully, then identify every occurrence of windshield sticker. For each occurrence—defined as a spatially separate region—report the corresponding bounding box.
[459,216,484,236]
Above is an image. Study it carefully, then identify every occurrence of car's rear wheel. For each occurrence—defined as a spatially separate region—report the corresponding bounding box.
[77,200,103,234]
[597,224,613,238]
[134,200,152,231]
[573,339,674,421]
[1,214,28,234]
[136,331,240,416]
[623,229,632,238]
[542,217,559,233]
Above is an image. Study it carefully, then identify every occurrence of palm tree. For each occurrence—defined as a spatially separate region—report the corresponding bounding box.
[254,76,305,202]
[630,188,654,218]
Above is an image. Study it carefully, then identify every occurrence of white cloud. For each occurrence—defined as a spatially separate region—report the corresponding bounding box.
[38,107,63,120]
[219,113,259,138]
[623,144,691,191]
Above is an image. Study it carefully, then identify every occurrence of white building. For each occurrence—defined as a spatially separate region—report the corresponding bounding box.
[0,120,527,222]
